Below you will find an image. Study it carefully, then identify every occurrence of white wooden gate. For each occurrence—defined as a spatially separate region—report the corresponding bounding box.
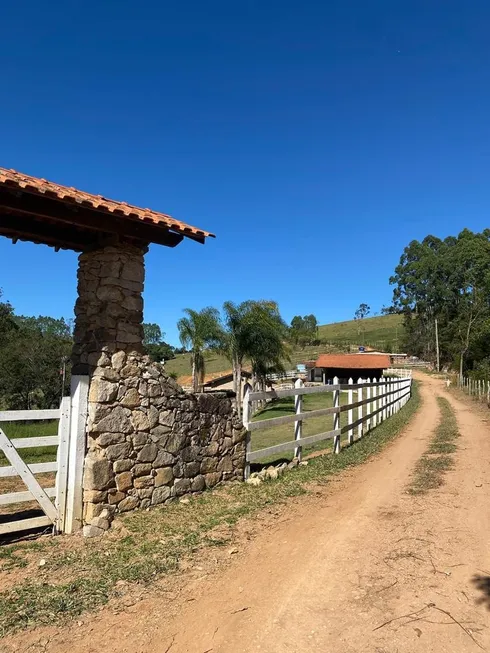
[0,376,89,537]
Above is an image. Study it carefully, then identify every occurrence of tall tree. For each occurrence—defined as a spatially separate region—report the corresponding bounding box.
[391,229,490,373]
[177,307,222,392]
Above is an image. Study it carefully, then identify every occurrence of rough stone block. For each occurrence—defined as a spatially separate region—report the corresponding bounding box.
[152,486,171,505]
[89,378,119,404]
[205,472,222,488]
[137,443,158,462]
[116,472,133,493]
[217,455,233,473]
[132,432,148,447]
[153,450,175,467]
[121,388,141,409]
[113,458,134,473]
[95,406,132,434]
[83,524,105,538]
[184,461,201,478]
[137,488,153,499]
[131,411,150,432]
[83,457,115,491]
[106,442,131,461]
[108,490,125,505]
[201,457,218,474]
[133,463,152,476]
[174,478,191,496]
[112,350,127,371]
[91,516,111,531]
[97,432,127,447]
[83,490,108,503]
[118,496,139,512]
[191,475,206,492]
[134,475,154,489]
[154,467,174,486]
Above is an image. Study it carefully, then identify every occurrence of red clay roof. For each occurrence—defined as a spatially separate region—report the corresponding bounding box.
[0,167,215,241]
[315,354,391,369]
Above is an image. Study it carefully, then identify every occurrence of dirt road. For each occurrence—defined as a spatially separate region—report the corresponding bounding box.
[7,373,490,652]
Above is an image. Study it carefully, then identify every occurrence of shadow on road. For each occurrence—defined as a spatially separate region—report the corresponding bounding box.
[472,574,490,610]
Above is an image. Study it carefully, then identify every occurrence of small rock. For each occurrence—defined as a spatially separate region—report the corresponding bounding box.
[38,559,46,567]
[83,524,105,538]
[299,460,309,466]
[246,476,262,487]
[229,547,239,555]
[265,468,279,480]
[180,497,190,504]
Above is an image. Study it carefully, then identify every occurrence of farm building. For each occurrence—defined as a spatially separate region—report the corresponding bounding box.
[309,354,391,383]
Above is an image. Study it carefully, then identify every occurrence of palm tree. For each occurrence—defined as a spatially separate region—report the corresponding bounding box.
[177,307,222,392]
[220,300,290,415]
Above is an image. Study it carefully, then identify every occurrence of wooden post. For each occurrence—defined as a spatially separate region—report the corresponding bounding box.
[347,378,354,445]
[243,390,251,479]
[64,375,89,534]
[366,378,371,432]
[382,377,387,422]
[357,380,363,439]
[55,396,71,533]
[372,379,377,428]
[294,378,304,461]
[333,376,340,454]
[435,318,440,373]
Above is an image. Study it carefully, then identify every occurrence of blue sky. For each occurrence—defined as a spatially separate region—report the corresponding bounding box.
[1,0,489,345]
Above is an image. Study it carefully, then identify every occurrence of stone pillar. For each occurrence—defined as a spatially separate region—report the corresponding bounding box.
[72,242,148,375]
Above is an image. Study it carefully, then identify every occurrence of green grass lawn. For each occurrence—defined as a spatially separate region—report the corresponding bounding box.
[318,313,404,349]
[0,421,58,467]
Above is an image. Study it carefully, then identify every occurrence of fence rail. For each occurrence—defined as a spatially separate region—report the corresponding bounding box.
[242,376,412,477]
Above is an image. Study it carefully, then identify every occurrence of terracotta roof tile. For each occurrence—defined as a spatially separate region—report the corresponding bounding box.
[315,354,391,369]
[0,167,215,241]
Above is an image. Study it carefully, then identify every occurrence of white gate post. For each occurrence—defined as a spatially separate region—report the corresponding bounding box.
[64,375,89,534]
[294,378,304,461]
[347,378,354,445]
[55,396,71,533]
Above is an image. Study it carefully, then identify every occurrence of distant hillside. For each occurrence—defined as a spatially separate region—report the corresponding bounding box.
[318,314,404,351]
[165,314,405,379]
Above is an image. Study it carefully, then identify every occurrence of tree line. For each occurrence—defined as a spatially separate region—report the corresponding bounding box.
[391,228,490,377]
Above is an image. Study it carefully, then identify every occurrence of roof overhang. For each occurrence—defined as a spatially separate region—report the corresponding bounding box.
[0,168,215,252]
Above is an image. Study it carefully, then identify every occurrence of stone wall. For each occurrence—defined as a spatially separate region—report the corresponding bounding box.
[72,243,146,375]
[82,353,246,536]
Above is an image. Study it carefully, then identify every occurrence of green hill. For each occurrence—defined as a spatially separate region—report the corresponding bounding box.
[165,314,405,379]
[318,314,404,350]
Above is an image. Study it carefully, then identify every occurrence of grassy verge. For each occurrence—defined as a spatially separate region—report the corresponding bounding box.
[0,421,59,467]
[0,381,420,637]
[408,396,459,495]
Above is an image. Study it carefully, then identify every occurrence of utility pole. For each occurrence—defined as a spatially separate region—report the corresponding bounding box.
[435,318,440,373]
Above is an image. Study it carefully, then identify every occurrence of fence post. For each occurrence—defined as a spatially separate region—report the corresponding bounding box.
[366,378,372,432]
[333,376,341,454]
[64,375,89,534]
[372,379,377,428]
[347,378,354,444]
[357,379,363,439]
[243,390,251,479]
[294,378,304,461]
[55,396,71,533]
[382,377,387,422]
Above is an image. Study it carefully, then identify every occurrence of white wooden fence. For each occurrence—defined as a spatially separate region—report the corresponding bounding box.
[458,375,490,404]
[0,376,89,537]
[242,376,412,478]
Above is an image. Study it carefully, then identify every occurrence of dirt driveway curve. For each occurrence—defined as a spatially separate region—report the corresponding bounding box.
[8,373,490,652]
